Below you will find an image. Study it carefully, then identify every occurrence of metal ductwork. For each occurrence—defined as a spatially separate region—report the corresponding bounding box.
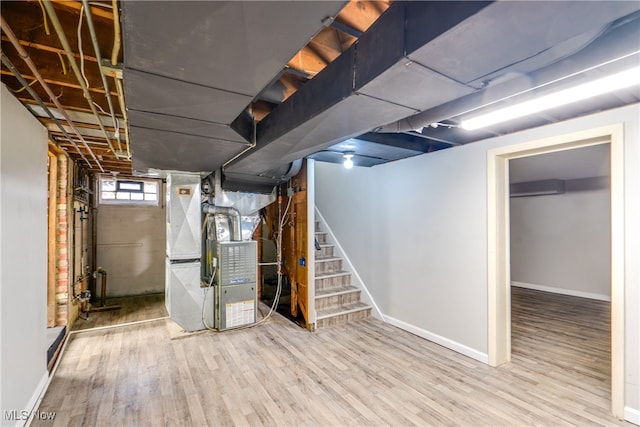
[224,1,640,176]
[121,1,640,185]
[222,159,302,194]
[510,179,566,198]
[376,9,640,135]
[202,203,242,242]
[121,1,346,176]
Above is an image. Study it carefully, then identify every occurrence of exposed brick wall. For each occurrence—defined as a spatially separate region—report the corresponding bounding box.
[55,155,69,326]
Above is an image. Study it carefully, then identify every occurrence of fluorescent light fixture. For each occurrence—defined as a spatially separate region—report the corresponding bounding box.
[343,152,354,169]
[461,66,640,131]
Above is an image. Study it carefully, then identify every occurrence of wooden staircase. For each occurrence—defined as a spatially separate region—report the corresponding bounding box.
[314,222,371,328]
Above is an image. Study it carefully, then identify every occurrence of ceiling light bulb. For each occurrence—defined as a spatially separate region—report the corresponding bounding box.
[343,152,354,169]
[461,66,640,131]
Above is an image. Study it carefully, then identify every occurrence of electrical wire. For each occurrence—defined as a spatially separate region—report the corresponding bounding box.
[11,78,37,93]
[56,51,67,75]
[201,266,217,330]
[37,0,50,35]
[38,0,66,76]
[246,192,292,326]
[200,189,293,333]
[93,101,107,115]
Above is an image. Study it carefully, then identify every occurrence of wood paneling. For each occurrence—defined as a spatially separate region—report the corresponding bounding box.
[263,162,310,327]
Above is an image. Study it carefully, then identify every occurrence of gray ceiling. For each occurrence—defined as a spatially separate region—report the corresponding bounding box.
[122,1,640,191]
[122,1,346,174]
[510,144,611,183]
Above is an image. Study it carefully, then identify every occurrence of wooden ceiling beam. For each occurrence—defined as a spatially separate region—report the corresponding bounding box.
[15,86,114,116]
[47,0,115,22]
[287,47,328,76]
[55,151,130,171]
[39,117,121,132]
[335,1,390,33]
[371,1,392,14]
[279,73,305,103]
[56,142,114,155]
[3,2,116,61]
[1,69,118,97]
[1,35,98,63]
[0,47,107,92]
[249,101,274,121]
[18,97,112,118]
[53,134,121,149]
[307,27,344,61]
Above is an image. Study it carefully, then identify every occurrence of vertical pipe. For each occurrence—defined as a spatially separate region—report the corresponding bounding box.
[90,177,98,302]
[97,268,107,307]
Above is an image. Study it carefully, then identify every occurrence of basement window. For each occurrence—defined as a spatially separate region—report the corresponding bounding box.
[99,177,160,206]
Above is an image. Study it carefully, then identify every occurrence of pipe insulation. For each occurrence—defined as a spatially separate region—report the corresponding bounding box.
[202,204,242,242]
[0,16,104,172]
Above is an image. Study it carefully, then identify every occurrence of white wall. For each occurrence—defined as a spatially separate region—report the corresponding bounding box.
[96,200,166,297]
[510,183,611,300]
[0,84,49,423]
[315,103,639,415]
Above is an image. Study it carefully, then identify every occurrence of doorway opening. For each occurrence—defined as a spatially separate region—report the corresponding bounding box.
[508,144,612,416]
[487,124,625,418]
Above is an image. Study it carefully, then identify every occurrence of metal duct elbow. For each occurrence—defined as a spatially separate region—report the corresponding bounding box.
[202,204,242,241]
[373,115,431,133]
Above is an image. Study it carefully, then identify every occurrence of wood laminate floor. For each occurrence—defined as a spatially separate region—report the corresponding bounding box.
[72,293,167,331]
[36,288,629,426]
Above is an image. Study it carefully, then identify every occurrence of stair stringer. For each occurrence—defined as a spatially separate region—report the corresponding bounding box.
[314,207,383,320]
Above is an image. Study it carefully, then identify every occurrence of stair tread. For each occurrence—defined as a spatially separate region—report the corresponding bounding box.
[315,270,350,279]
[315,285,359,298]
[316,302,371,319]
[316,256,341,262]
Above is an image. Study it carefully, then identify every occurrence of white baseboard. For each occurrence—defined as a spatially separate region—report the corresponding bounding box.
[383,314,489,364]
[625,406,640,426]
[511,281,610,302]
[16,371,49,427]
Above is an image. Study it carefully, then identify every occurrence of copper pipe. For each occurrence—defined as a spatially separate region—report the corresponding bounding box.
[0,16,104,172]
